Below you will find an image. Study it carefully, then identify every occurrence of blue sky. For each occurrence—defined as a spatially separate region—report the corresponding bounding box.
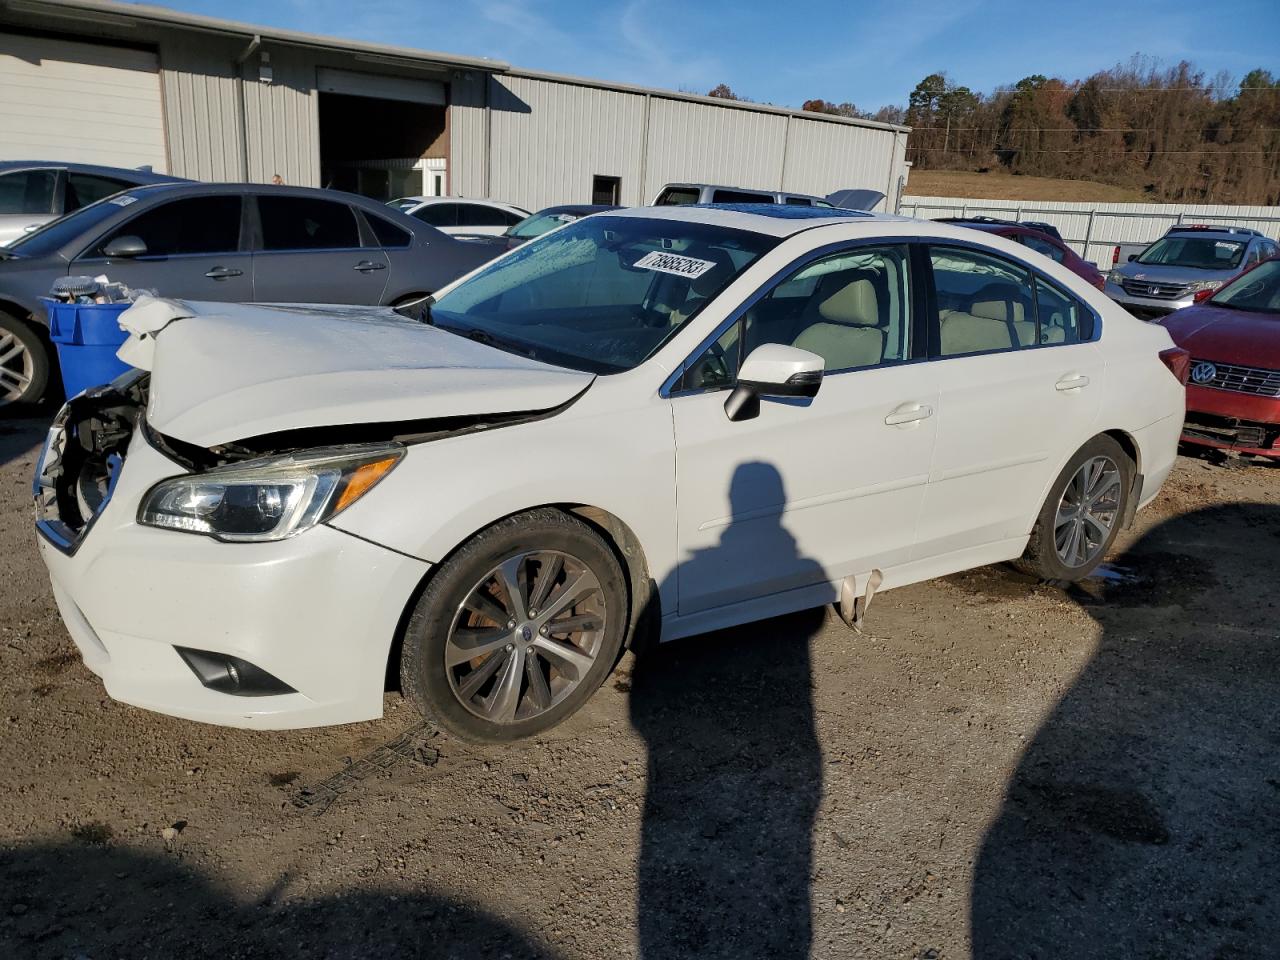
[158,0,1278,110]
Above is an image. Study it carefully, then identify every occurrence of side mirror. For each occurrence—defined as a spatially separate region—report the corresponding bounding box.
[1126,254,1138,262]
[102,235,148,259]
[724,344,824,422]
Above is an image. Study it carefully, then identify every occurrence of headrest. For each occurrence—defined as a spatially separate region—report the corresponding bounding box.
[818,278,879,326]
[971,299,1026,324]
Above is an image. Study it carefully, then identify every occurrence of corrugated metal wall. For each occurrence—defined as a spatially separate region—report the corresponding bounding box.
[643,97,788,202]
[901,195,1280,267]
[782,117,904,206]
[241,47,319,187]
[487,75,647,209]
[159,36,243,181]
[448,70,487,198]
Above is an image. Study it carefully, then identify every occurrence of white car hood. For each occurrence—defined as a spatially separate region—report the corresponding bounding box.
[117,298,594,447]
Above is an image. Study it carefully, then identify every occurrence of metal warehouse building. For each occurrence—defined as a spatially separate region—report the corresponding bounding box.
[0,0,910,212]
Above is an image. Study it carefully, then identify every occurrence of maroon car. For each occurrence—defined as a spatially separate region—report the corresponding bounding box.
[936,217,1106,290]
[1158,255,1280,458]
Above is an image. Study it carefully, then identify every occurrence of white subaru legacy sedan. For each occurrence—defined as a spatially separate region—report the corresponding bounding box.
[33,206,1188,741]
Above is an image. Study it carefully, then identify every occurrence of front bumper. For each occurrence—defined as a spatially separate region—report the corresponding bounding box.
[36,429,431,729]
[1182,384,1280,457]
[1103,280,1193,321]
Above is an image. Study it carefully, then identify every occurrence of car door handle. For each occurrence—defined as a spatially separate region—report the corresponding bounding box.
[1055,374,1090,392]
[204,266,243,279]
[884,402,934,426]
[353,260,387,272]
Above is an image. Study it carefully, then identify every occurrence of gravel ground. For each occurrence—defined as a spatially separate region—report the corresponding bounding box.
[1,412,1278,959]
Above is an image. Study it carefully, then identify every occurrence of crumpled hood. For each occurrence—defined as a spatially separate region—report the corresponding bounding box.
[118,298,594,447]
[1159,304,1280,369]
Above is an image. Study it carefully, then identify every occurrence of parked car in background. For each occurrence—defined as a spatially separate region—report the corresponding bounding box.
[1158,254,1280,459]
[1104,225,1278,321]
[501,204,621,249]
[34,206,1186,740]
[1018,220,1064,242]
[935,217,1105,290]
[0,183,504,405]
[388,196,530,236]
[0,161,186,247]
[654,183,838,207]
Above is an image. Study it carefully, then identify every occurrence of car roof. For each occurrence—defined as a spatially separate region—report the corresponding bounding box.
[535,204,621,215]
[402,196,522,209]
[1164,227,1262,241]
[658,182,830,202]
[608,203,909,237]
[0,160,187,184]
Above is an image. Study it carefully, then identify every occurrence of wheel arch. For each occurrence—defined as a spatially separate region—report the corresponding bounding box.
[384,501,657,693]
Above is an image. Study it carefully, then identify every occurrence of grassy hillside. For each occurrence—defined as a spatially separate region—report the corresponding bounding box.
[906,170,1149,203]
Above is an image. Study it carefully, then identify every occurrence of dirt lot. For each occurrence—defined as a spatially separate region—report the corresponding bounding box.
[1,413,1278,959]
[906,170,1149,203]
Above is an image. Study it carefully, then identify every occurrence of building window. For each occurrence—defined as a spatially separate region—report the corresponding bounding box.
[592,175,621,205]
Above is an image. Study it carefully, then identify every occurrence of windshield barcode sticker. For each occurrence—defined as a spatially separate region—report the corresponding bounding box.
[633,250,716,279]
[108,195,138,206]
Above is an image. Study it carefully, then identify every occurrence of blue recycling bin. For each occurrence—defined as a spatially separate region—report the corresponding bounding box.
[41,298,133,398]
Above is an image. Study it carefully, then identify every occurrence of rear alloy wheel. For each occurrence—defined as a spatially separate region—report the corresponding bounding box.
[1016,435,1133,581]
[0,312,49,406]
[401,509,627,742]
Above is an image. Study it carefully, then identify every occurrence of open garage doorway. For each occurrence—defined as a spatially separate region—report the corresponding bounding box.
[317,68,448,202]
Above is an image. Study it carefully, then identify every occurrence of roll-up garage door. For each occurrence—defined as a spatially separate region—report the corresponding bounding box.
[317,67,446,106]
[0,33,168,171]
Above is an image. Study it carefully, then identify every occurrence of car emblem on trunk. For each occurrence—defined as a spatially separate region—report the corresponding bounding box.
[1190,362,1217,384]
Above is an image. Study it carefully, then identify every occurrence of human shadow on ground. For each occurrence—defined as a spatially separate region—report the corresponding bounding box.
[972,503,1280,958]
[0,839,550,960]
[629,462,827,959]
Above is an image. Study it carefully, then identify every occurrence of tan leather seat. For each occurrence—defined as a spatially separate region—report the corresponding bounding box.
[971,298,1036,346]
[792,278,884,370]
[939,309,1014,354]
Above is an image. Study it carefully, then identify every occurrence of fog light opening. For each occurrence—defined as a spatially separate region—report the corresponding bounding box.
[175,647,295,697]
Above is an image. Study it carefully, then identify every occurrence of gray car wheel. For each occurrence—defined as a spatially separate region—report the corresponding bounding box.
[0,312,50,407]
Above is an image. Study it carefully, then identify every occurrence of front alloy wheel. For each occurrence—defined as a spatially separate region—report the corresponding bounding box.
[446,550,606,724]
[401,509,627,742]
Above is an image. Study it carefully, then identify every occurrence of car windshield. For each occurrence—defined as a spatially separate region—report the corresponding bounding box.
[1209,259,1280,315]
[507,211,580,240]
[430,215,778,374]
[4,195,127,257]
[1137,235,1246,270]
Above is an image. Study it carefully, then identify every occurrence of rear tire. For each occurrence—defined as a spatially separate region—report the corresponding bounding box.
[1015,435,1133,582]
[0,311,50,407]
[400,509,628,743]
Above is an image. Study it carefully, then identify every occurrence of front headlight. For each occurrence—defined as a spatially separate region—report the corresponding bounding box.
[138,444,403,542]
[1185,279,1222,294]
[1107,269,1126,284]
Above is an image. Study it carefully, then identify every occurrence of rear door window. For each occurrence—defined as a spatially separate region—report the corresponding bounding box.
[365,213,412,249]
[1021,233,1065,264]
[457,204,510,228]
[712,189,774,204]
[0,169,57,215]
[655,187,701,206]
[411,203,459,227]
[96,196,242,256]
[259,196,360,250]
[66,173,134,211]
[929,246,1037,356]
[1034,277,1092,343]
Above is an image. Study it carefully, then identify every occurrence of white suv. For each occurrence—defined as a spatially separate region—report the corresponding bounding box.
[34,205,1187,741]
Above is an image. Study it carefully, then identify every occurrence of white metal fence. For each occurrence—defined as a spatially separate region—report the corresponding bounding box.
[899,195,1280,268]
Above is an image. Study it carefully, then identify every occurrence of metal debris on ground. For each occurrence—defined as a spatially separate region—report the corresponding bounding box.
[290,722,440,814]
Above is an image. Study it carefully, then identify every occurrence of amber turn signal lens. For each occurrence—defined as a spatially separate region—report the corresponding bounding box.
[333,457,399,514]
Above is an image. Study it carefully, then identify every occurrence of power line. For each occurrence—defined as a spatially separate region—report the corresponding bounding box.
[908,146,1271,154]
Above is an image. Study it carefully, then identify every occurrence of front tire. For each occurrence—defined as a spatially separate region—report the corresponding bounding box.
[0,311,50,407]
[1016,435,1133,581]
[400,509,627,742]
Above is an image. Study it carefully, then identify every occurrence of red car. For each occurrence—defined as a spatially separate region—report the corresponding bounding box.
[1159,255,1280,458]
[935,217,1106,290]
